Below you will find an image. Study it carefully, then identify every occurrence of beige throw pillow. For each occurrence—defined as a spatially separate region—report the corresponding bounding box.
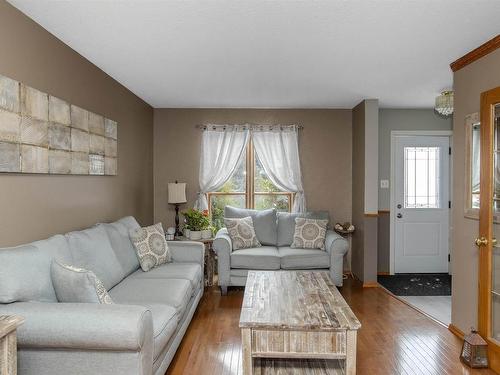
[224,216,261,250]
[129,223,171,271]
[290,217,328,250]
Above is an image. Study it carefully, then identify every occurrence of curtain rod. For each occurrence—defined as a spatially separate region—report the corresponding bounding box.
[195,123,303,130]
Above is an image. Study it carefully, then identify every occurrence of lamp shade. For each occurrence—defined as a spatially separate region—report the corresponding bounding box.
[168,182,187,204]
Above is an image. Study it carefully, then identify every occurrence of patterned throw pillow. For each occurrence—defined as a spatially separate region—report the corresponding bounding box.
[224,216,261,250]
[51,261,113,304]
[290,217,328,250]
[129,223,171,271]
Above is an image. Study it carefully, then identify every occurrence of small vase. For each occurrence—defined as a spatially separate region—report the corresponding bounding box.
[184,228,191,238]
[201,229,212,239]
[189,230,202,240]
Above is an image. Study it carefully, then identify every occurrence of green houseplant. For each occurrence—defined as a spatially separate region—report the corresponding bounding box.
[182,209,211,240]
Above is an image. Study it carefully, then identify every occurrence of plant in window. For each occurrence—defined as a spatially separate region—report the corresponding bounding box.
[182,208,210,231]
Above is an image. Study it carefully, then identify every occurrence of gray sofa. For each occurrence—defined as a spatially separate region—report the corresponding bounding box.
[214,207,349,294]
[0,216,204,375]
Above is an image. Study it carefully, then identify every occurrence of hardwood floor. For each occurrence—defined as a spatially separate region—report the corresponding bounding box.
[166,278,498,375]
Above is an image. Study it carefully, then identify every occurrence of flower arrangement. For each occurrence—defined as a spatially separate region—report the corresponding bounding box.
[334,222,355,233]
[182,208,211,231]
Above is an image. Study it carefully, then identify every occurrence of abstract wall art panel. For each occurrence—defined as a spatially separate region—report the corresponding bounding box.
[0,73,117,175]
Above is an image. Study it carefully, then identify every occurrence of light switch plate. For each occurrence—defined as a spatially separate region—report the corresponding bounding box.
[380,179,389,189]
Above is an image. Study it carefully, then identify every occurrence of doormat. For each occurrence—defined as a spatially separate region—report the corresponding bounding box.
[378,273,451,296]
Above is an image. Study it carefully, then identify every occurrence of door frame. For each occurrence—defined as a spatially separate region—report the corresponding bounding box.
[389,130,453,275]
[478,86,500,372]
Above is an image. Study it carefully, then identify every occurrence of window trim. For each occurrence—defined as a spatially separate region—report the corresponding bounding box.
[207,139,294,214]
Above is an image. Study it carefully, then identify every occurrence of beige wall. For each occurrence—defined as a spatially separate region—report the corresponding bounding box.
[351,102,366,280]
[351,100,378,283]
[451,48,500,332]
[0,1,154,246]
[153,108,352,262]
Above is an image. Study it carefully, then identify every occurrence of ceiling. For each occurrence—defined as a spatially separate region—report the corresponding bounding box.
[7,0,500,109]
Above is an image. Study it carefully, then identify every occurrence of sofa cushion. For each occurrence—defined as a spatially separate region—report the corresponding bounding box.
[117,216,141,232]
[32,234,72,264]
[0,234,71,303]
[98,220,140,277]
[142,304,178,361]
[277,211,330,247]
[109,278,192,317]
[129,263,202,289]
[230,246,280,270]
[225,206,277,246]
[291,217,328,250]
[279,247,330,269]
[129,223,172,272]
[51,261,114,304]
[65,226,125,290]
[224,216,261,250]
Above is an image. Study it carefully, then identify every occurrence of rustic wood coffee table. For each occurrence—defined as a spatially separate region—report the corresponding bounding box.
[239,271,361,375]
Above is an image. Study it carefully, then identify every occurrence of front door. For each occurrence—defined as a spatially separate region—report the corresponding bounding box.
[393,135,450,273]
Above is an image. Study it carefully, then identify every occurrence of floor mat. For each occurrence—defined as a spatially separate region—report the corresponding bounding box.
[378,273,451,296]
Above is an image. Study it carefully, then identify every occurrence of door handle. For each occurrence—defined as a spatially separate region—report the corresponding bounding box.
[397,213,402,219]
[475,237,488,247]
[474,237,498,247]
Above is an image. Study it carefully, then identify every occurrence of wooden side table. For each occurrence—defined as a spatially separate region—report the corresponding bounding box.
[175,237,217,287]
[0,315,24,375]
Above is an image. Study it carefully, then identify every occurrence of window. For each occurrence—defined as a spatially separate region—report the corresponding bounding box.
[208,140,293,230]
[404,146,440,208]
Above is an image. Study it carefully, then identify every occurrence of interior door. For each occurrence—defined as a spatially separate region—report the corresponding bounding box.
[394,135,450,273]
[477,86,500,372]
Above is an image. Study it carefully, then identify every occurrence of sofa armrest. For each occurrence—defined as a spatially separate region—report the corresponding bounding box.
[325,230,349,256]
[0,302,153,352]
[167,241,205,264]
[213,228,232,290]
[325,230,349,286]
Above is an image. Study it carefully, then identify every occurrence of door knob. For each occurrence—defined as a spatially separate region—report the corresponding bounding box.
[475,237,488,247]
[397,204,402,209]
[397,213,402,218]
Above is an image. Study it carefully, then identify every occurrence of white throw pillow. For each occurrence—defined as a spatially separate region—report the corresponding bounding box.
[290,217,328,250]
[224,216,261,250]
[51,260,113,304]
[129,222,172,271]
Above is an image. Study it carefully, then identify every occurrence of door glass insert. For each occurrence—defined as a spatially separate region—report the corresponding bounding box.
[472,123,481,208]
[404,146,440,208]
[493,104,500,342]
[493,247,500,342]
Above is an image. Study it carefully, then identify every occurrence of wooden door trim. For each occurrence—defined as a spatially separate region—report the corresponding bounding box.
[451,35,500,72]
[479,85,500,373]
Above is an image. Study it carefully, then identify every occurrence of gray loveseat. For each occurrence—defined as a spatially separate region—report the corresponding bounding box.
[0,216,204,375]
[214,207,348,294]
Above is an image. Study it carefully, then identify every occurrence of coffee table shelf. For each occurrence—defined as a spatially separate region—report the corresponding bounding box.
[253,358,345,375]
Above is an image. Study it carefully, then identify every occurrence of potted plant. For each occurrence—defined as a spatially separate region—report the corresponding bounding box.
[183,223,191,239]
[182,209,211,240]
[201,210,213,239]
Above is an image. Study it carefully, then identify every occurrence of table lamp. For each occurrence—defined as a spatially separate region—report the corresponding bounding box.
[168,181,187,237]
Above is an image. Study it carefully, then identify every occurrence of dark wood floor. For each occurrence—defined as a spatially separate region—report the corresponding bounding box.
[166,278,497,375]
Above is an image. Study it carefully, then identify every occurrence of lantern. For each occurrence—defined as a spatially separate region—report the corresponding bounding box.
[460,329,489,368]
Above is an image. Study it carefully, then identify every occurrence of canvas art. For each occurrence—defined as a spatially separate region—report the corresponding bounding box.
[0,74,117,175]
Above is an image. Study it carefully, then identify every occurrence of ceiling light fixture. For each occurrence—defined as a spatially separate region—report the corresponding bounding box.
[435,91,454,116]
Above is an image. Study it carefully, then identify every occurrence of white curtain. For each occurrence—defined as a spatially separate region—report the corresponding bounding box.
[194,125,250,210]
[252,125,306,212]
